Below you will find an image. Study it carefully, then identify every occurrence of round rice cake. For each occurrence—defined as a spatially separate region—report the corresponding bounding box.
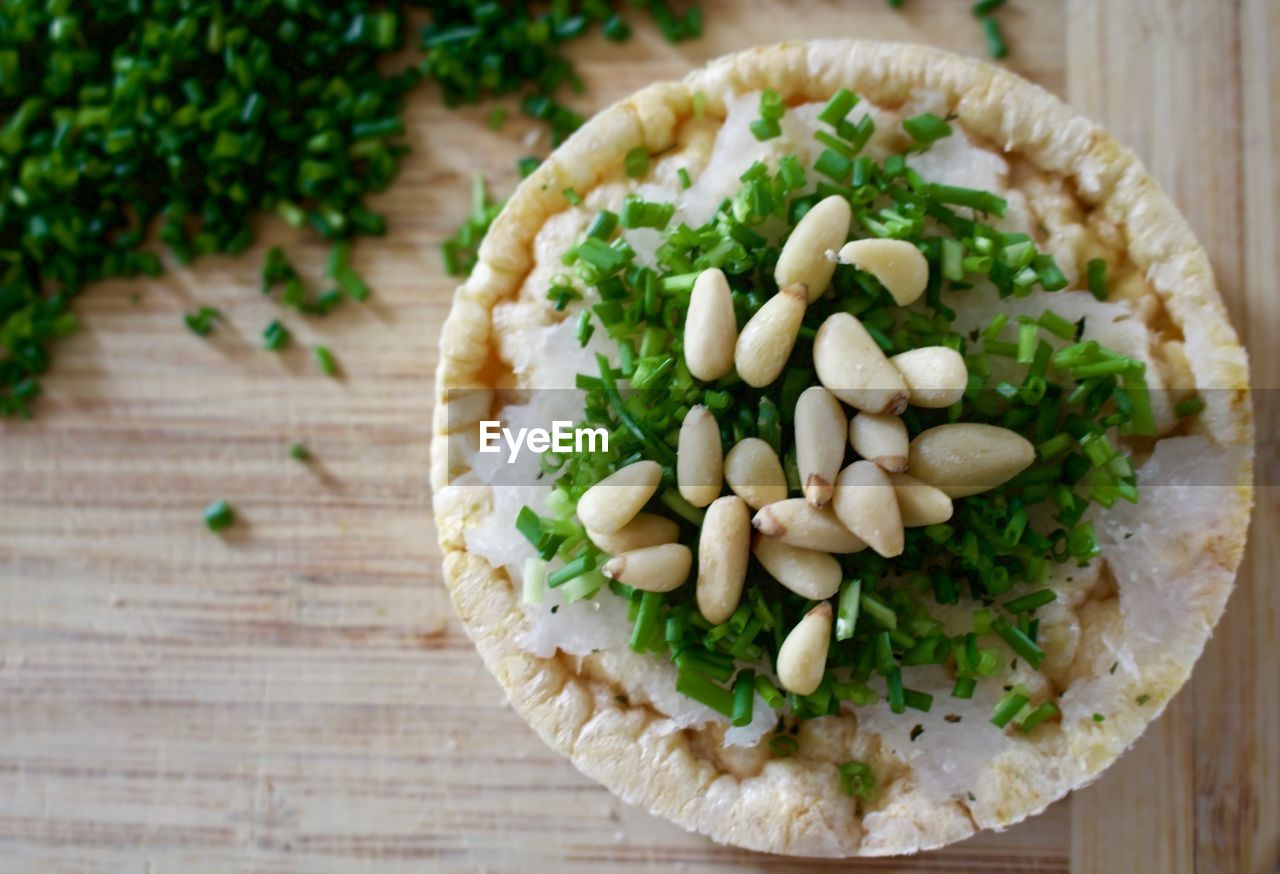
[430,41,1253,856]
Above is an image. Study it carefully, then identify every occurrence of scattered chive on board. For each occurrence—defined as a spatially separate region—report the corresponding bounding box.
[2,1,707,417]
[184,307,221,337]
[203,499,234,533]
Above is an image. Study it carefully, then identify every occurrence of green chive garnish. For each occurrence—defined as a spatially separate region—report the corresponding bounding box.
[838,761,876,800]
[625,147,650,178]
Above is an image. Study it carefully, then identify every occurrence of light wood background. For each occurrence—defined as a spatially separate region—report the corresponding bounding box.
[1,2,1275,872]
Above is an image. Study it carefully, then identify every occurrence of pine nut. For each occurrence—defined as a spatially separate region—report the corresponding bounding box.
[776,602,833,695]
[837,239,929,306]
[813,313,909,414]
[752,498,866,554]
[890,346,969,409]
[775,195,852,303]
[832,460,904,558]
[602,543,692,593]
[887,472,954,527]
[734,284,807,387]
[724,437,788,509]
[576,460,663,534]
[752,536,842,600]
[586,513,679,554]
[794,385,846,507]
[697,496,751,624]
[677,405,723,508]
[848,411,908,473]
[907,423,1035,498]
[684,268,737,381]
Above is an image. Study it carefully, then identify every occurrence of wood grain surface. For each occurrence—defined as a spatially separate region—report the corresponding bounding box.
[1,2,1275,872]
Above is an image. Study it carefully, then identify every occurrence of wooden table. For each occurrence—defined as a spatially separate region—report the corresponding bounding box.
[1,2,1275,871]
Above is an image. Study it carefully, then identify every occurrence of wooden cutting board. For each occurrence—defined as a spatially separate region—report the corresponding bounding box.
[1,2,1275,871]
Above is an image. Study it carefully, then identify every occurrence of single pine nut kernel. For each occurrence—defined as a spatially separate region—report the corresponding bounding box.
[848,411,909,472]
[724,437,788,509]
[734,284,807,387]
[677,405,723,508]
[907,423,1035,498]
[586,513,679,554]
[813,312,909,414]
[752,498,866,553]
[775,195,853,303]
[794,386,846,507]
[697,496,751,624]
[776,602,833,695]
[832,460,905,558]
[889,346,969,408]
[752,536,842,600]
[576,460,663,534]
[684,268,737,381]
[602,543,692,593]
[888,472,954,527]
[838,238,929,306]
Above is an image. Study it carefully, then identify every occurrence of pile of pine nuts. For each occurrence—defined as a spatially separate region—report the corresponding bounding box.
[584,198,1036,696]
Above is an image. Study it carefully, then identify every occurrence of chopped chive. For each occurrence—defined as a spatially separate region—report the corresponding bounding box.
[1017,321,1039,363]
[563,187,582,206]
[837,761,876,800]
[263,320,290,351]
[992,618,1045,669]
[203,499,234,532]
[814,149,853,182]
[630,591,663,652]
[818,89,859,127]
[1086,258,1109,301]
[289,442,310,461]
[982,16,1009,59]
[927,183,1008,216]
[755,674,785,709]
[860,591,898,630]
[517,155,541,178]
[991,689,1029,728]
[886,666,906,714]
[1003,589,1056,613]
[677,167,692,189]
[952,677,977,699]
[1037,310,1077,340]
[676,671,734,718]
[312,345,337,377]
[1018,700,1059,732]
[749,117,782,141]
[732,669,756,727]
[1175,396,1205,417]
[769,734,798,757]
[903,112,952,146]
[625,147,650,178]
[1093,712,1105,723]
[548,552,595,588]
[836,578,862,641]
[941,238,965,281]
[523,557,546,605]
[972,0,1006,13]
[516,506,543,548]
[184,306,221,337]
